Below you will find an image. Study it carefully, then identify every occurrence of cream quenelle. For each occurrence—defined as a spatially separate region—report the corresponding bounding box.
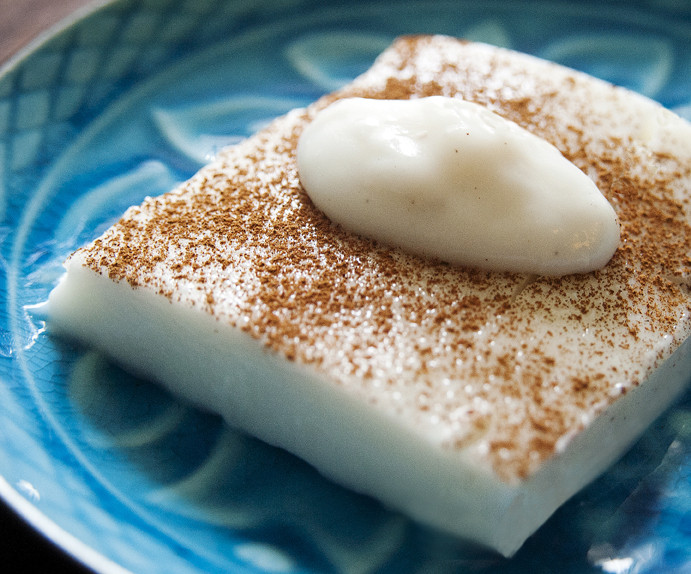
[297,96,620,276]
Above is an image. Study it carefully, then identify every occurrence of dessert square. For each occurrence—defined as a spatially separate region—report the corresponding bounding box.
[47,35,691,555]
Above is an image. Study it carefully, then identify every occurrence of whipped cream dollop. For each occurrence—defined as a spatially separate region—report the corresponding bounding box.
[297,96,620,276]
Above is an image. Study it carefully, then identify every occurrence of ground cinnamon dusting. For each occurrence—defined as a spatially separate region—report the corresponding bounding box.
[77,36,691,482]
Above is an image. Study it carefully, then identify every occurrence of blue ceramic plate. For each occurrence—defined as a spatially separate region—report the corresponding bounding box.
[1,0,690,572]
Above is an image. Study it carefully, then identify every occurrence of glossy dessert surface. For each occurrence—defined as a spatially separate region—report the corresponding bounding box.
[297,95,620,276]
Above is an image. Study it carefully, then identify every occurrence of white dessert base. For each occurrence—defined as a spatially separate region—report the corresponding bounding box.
[47,256,691,556]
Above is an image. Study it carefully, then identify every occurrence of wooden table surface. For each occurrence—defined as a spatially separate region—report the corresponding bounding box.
[0,0,94,66]
[1,2,96,570]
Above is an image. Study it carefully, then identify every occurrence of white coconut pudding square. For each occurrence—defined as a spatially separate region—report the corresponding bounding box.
[47,35,691,556]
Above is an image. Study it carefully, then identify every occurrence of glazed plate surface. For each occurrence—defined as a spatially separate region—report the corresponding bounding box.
[1,1,690,572]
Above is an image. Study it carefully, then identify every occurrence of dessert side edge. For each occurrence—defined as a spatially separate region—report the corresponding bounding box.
[46,35,691,555]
